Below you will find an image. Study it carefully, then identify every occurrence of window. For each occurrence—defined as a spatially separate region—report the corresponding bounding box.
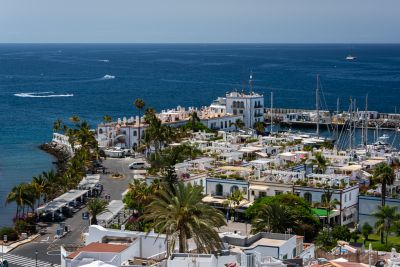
[216,184,223,196]
[230,185,239,193]
[283,254,288,260]
[321,194,327,203]
[99,129,103,134]
[133,131,137,137]
[225,121,227,128]
[304,192,312,203]
[259,192,266,198]
[275,190,283,195]
[239,110,243,114]
[220,122,223,129]
[293,248,297,258]
[251,190,255,196]
[233,109,237,115]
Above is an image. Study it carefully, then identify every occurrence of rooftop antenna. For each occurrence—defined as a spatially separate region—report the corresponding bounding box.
[249,71,254,95]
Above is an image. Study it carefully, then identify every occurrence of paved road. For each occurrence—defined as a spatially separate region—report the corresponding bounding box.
[8,157,135,266]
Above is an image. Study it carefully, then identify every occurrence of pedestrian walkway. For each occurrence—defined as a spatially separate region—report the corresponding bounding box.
[1,253,60,267]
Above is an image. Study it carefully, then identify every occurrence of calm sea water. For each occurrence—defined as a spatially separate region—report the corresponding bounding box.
[1,44,400,226]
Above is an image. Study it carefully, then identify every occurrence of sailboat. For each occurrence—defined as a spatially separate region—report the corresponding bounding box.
[346,55,356,60]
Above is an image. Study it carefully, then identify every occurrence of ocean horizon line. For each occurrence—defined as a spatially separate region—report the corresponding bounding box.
[1,42,400,45]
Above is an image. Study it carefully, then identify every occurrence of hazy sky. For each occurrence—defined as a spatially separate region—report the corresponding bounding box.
[1,0,399,43]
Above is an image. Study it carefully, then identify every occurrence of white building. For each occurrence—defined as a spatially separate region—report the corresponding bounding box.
[294,184,359,225]
[225,90,265,129]
[61,225,167,267]
[220,232,314,261]
[97,105,242,149]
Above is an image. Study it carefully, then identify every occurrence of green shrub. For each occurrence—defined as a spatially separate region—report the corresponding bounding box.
[0,227,18,241]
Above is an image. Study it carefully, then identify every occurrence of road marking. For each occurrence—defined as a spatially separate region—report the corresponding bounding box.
[0,253,60,267]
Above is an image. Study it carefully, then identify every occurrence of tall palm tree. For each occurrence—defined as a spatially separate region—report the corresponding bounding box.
[189,111,201,132]
[374,205,399,244]
[41,170,59,201]
[134,98,145,149]
[251,202,295,234]
[373,163,395,206]
[6,183,34,218]
[32,174,48,209]
[87,198,109,225]
[142,182,226,254]
[320,187,340,227]
[312,152,328,174]
[224,190,244,221]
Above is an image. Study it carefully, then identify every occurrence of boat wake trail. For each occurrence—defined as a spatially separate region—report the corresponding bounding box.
[14,91,74,98]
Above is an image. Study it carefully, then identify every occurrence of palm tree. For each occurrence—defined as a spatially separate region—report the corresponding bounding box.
[32,174,48,209]
[232,119,245,131]
[374,205,399,244]
[41,170,59,201]
[253,122,265,135]
[373,163,395,206]
[251,202,295,233]
[312,152,328,174]
[6,183,34,218]
[142,182,226,254]
[87,198,109,225]
[189,111,201,132]
[69,115,81,124]
[103,115,112,124]
[224,190,244,221]
[134,98,145,149]
[320,187,340,227]
[124,179,154,214]
[53,119,63,132]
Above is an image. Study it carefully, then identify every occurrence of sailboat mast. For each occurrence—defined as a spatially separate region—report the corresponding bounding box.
[336,97,340,139]
[365,94,368,148]
[316,75,320,137]
[270,91,274,134]
[349,97,353,150]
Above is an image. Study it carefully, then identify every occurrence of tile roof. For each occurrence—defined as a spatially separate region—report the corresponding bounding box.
[67,242,128,259]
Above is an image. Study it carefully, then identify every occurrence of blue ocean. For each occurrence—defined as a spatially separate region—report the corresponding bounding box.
[1,44,400,226]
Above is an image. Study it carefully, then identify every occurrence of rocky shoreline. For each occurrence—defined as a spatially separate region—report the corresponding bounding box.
[39,142,72,174]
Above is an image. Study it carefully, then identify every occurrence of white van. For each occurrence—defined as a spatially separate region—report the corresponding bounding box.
[128,162,146,170]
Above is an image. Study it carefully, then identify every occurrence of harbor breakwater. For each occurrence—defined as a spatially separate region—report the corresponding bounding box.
[39,142,72,174]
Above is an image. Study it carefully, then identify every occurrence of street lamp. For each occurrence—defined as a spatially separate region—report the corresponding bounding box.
[2,235,7,263]
[35,249,38,267]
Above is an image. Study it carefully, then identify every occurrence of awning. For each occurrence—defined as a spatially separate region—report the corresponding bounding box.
[249,185,269,191]
[97,200,125,223]
[255,152,268,158]
[202,195,226,204]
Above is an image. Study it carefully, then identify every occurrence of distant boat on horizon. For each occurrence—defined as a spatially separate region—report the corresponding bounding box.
[346,55,357,60]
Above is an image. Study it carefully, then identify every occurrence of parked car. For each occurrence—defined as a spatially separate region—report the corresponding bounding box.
[39,211,65,222]
[128,161,147,169]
